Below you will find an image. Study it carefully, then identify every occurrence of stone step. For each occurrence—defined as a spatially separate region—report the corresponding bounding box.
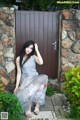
[26,111,56,120]
[41,96,54,111]
[24,111,73,120]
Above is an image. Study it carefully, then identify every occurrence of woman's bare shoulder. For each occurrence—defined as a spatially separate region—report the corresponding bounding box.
[16,56,20,62]
[33,55,37,59]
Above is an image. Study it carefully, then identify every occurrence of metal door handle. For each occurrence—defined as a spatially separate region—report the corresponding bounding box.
[52,41,56,50]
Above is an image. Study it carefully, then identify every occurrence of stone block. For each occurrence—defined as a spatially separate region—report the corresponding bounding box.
[41,96,54,111]
[76,31,80,39]
[61,48,69,58]
[62,63,74,72]
[62,20,76,30]
[62,10,73,19]
[62,30,67,40]
[71,40,80,54]
[61,57,68,65]
[5,61,15,73]
[4,48,14,58]
[0,77,9,86]
[9,69,15,83]
[62,38,73,49]
[68,31,75,41]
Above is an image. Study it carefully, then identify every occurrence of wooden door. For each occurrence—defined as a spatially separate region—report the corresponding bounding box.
[16,11,60,78]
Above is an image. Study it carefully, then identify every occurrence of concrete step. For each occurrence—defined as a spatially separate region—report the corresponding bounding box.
[25,111,56,120]
[24,111,73,120]
[41,96,54,111]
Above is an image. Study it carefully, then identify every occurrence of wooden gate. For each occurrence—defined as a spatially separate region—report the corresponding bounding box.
[16,11,60,78]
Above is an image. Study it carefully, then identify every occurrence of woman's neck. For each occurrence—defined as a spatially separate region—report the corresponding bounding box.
[23,54,28,60]
[24,54,28,57]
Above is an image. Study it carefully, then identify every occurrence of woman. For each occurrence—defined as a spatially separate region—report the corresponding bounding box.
[14,40,48,118]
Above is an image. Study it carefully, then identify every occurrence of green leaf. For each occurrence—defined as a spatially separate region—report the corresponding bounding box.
[64,65,80,118]
[0,92,23,120]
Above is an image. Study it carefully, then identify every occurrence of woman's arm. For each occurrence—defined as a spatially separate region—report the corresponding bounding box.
[14,56,21,93]
[34,43,43,65]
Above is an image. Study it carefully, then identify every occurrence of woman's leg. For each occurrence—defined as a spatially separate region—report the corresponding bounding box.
[34,101,40,115]
[25,104,32,118]
[33,75,48,115]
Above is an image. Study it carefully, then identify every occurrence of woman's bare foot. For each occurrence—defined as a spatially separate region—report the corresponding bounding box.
[34,106,39,115]
[25,111,32,118]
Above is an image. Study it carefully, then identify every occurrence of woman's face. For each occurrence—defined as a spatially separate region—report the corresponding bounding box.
[25,44,33,55]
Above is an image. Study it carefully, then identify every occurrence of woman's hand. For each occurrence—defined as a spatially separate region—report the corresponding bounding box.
[13,87,18,93]
[35,43,39,52]
[34,43,43,65]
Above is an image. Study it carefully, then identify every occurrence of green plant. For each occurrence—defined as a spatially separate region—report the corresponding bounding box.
[21,0,80,11]
[0,83,6,92]
[0,0,15,7]
[64,65,80,119]
[0,0,80,10]
[46,83,55,96]
[0,92,25,120]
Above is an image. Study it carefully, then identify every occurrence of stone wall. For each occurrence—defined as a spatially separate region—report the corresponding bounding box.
[0,7,15,92]
[61,9,80,82]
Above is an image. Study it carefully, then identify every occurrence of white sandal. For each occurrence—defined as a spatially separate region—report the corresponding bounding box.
[25,111,32,118]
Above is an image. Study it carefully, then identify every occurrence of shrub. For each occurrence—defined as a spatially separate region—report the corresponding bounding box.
[64,65,80,118]
[46,83,55,96]
[0,92,25,120]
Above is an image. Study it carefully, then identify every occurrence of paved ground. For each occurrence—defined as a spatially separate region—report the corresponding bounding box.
[24,79,73,120]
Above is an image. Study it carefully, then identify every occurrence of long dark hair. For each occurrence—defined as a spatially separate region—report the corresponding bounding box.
[18,40,35,68]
